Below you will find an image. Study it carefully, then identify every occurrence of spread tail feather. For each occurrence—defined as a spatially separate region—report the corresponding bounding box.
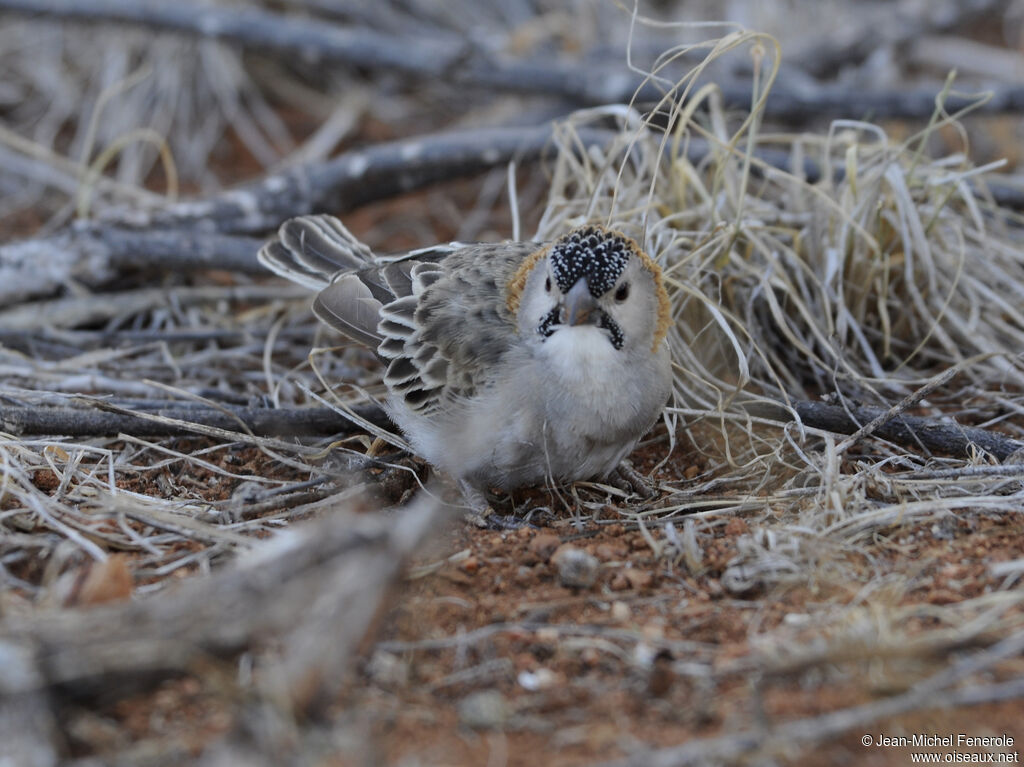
[258,215,375,290]
[259,215,388,349]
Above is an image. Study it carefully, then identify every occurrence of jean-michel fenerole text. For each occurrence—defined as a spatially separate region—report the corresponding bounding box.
[869,733,1015,749]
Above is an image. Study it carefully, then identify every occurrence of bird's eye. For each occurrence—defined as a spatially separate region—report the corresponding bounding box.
[545,276,552,293]
[614,282,630,302]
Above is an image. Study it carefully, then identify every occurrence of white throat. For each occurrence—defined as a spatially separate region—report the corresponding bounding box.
[540,325,620,386]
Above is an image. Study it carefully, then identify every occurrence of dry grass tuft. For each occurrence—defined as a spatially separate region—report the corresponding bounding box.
[528,23,1024,697]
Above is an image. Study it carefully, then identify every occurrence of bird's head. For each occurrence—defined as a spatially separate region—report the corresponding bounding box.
[508,226,670,355]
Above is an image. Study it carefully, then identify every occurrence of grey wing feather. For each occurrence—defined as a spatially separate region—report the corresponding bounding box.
[380,261,415,299]
[379,241,539,415]
[261,215,542,415]
[312,276,384,348]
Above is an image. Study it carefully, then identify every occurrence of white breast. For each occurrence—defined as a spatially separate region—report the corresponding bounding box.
[388,325,666,491]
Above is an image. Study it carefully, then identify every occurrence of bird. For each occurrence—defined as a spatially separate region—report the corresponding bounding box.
[259,215,673,506]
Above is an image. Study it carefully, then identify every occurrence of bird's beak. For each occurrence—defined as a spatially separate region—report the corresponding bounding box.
[561,278,598,326]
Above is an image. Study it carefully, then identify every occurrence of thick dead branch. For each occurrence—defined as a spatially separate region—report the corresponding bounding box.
[0,402,394,438]
[0,640,60,767]
[785,0,1008,78]
[0,327,314,358]
[5,0,1023,123]
[0,284,308,329]
[468,63,1024,120]
[790,399,1024,462]
[717,79,1024,121]
[0,228,265,307]
[103,125,614,233]
[4,122,1020,308]
[1,495,448,707]
[600,679,1024,767]
[0,0,466,76]
[0,126,612,305]
[6,396,1022,463]
[746,398,1024,462]
[979,174,1024,210]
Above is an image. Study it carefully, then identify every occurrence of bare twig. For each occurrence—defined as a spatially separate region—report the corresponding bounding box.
[0,0,467,76]
[0,284,308,329]
[0,402,394,438]
[5,0,1023,125]
[790,399,1024,462]
[101,125,615,233]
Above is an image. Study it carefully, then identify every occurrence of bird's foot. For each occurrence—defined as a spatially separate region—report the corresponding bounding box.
[607,461,659,499]
[456,481,536,529]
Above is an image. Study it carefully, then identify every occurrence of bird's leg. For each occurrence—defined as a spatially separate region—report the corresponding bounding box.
[456,479,493,524]
[456,480,533,529]
[607,461,658,499]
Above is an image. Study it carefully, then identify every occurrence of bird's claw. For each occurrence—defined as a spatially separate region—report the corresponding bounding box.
[607,461,659,499]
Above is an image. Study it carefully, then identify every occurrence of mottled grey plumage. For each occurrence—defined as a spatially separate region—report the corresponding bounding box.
[259,215,672,495]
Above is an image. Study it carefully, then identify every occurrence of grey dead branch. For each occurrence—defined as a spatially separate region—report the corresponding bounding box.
[4,0,1024,120]
[1,1,1024,765]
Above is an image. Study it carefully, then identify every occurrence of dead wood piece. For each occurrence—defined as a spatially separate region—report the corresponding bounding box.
[599,678,1024,767]
[0,402,393,438]
[746,398,1024,462]
[909,35,1024,82]
[0,495,449,712]
[0,0,466,75]
[6,0,1024,124]
[0,228,266,308]
[101,125,615,234]
[466,60,1024,120]
[0,125,614,306]
[0,284,311,329]
[712,79,1024,121]
[5,122,1020,311]
[790,399,1024,462]
[785,0,1007,78]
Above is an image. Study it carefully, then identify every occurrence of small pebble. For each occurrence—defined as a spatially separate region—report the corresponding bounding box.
[610,600,631,622]
[551,544,599,588]
[457,690,508,730]
[528,532,561,561]
[517,668,557,691]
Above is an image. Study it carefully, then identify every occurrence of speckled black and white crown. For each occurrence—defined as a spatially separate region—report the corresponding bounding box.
[548,226,634,297]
